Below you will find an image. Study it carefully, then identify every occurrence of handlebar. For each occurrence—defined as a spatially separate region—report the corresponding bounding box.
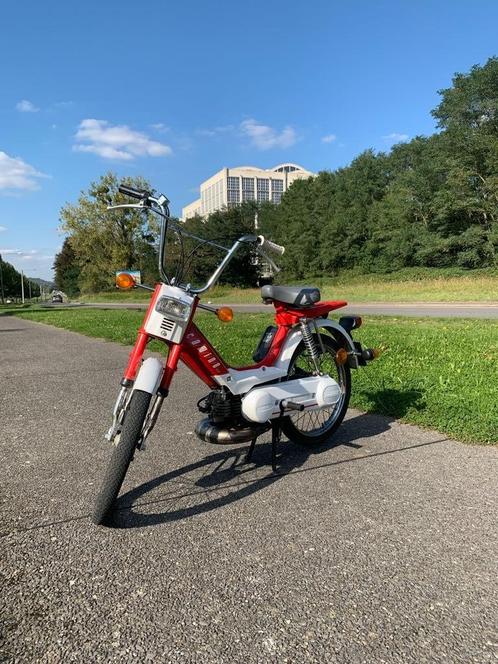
[118,184,151,200]
[114,182,285,294]
[257,235,285,256]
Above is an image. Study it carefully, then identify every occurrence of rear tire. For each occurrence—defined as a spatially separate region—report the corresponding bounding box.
[281,334,351,447]
[92,390,151,525]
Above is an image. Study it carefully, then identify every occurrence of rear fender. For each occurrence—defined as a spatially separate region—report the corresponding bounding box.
[273,319,359,372]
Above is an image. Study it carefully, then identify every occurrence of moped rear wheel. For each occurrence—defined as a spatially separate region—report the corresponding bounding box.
[92,390,151,525]
[281,334,351,447]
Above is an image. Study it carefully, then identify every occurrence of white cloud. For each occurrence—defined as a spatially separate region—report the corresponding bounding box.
[197,125,235,137]
[0,152,47,191]
[16,99,39,113]
[0,225,6,232]
[150,123,170,133]
[74,119,172,161]
[52,101,73,109]
[383,132,409,143]
[240,119,297,150]
[0,249,55,279]
[0,249,37,256]
[321,134,337,144]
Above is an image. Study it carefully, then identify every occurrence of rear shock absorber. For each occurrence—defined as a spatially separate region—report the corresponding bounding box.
[299,319,322,374]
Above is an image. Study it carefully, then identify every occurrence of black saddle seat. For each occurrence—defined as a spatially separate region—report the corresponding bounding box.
[261,285,321,308]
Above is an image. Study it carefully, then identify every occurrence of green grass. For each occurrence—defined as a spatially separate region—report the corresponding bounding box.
[80,268,498,304]
[11,307,498,445]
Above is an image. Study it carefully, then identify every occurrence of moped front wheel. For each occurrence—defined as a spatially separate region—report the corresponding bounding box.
[92,389,152,525]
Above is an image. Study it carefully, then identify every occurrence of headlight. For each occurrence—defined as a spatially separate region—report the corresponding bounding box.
[155,296,191,321]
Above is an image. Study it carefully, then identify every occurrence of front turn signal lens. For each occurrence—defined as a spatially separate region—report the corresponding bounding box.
[335,348,349,365]
[115,272,136,290]
[217,306,234,322]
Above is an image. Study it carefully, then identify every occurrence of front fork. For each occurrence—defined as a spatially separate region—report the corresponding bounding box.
[105,385,132,442]
[105,336,182,449]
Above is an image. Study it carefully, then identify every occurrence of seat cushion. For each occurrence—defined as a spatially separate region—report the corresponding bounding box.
[261,285,321,307]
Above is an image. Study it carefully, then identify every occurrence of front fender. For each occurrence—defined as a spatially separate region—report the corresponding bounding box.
[273,319,358,373]
[132,357,164,395]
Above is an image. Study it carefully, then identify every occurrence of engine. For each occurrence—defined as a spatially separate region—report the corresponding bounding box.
[195,389,268,444]
[194,375,341,444]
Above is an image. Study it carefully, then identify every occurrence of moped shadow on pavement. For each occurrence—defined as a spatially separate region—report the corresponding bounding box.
[111,411,399,529]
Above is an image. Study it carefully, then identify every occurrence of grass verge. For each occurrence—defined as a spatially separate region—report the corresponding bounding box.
[79,268,498,304]
[11,308,498,445]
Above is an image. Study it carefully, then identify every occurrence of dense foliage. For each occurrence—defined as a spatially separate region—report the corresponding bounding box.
[258,57,498,278]
[53,238,81,296]
[55,58,498,292]
[0,255,40,302]
[58,173,160,293]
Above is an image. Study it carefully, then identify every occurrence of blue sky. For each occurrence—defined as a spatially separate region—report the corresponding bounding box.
[1,0,497,280]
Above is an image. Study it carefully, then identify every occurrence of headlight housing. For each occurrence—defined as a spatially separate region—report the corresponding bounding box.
[155,296,191,321]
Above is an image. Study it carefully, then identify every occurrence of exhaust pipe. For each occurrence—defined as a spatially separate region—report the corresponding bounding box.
[195,418,269,445]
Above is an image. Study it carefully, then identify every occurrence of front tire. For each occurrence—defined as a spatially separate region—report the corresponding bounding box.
[281,334,351,447]
[92,390,152,525]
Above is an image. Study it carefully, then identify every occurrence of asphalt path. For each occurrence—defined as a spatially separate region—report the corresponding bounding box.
[67,301,498,318]
[1,315,497,663]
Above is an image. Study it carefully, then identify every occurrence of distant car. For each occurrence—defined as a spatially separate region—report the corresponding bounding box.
[51,294,63,303]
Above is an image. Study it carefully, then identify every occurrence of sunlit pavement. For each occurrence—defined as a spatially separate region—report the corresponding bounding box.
[1,314,497,663]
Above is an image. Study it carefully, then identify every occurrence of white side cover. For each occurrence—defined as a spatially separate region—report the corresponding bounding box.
[241,375,341,423]
[214,319,355,396]
[132,357,163,395]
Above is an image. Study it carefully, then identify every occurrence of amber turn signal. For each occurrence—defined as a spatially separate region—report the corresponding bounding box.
[216,306,234,322]
[115,272,136,290]
[335,348,349,365]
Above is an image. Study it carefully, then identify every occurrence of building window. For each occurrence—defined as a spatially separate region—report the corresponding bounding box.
[227,176,240,204]
[271,179,284,204]
[257,178,270,202]
[275,165,299,173]
[241,177,255,202]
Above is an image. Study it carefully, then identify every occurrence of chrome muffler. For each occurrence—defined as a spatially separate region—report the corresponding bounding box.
[194,419,269,445]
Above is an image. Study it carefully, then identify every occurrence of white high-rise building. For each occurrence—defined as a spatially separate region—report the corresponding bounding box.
[182,163,314,220]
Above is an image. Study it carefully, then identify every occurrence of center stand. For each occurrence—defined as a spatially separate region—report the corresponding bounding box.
[245,400,305,472]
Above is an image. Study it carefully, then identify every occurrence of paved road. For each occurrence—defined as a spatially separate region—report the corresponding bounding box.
[69,301,498,318]
[1,315,497,663]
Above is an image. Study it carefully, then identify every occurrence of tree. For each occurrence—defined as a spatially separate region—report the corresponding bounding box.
[53,238,81,296]
[0,255,40,300]
[60,172,158,292]
[182,203,260,287]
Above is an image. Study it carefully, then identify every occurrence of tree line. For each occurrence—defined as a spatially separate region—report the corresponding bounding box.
[55,57,498,293]
[0,255,41,302]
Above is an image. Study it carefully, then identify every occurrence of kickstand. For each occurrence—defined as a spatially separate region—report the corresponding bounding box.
[245,417,284,472]
[245,436,257,464]
[271,419,282,473]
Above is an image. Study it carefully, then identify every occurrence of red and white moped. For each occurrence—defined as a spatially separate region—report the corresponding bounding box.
[93,185,378,524]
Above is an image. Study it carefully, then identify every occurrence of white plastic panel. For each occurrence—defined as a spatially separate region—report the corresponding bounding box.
[144,284,194,343]
[132,357,164,395]
[241,375,341,423]
[213,365,287,395]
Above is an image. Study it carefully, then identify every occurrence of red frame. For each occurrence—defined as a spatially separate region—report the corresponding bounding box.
[122,287,347,391]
